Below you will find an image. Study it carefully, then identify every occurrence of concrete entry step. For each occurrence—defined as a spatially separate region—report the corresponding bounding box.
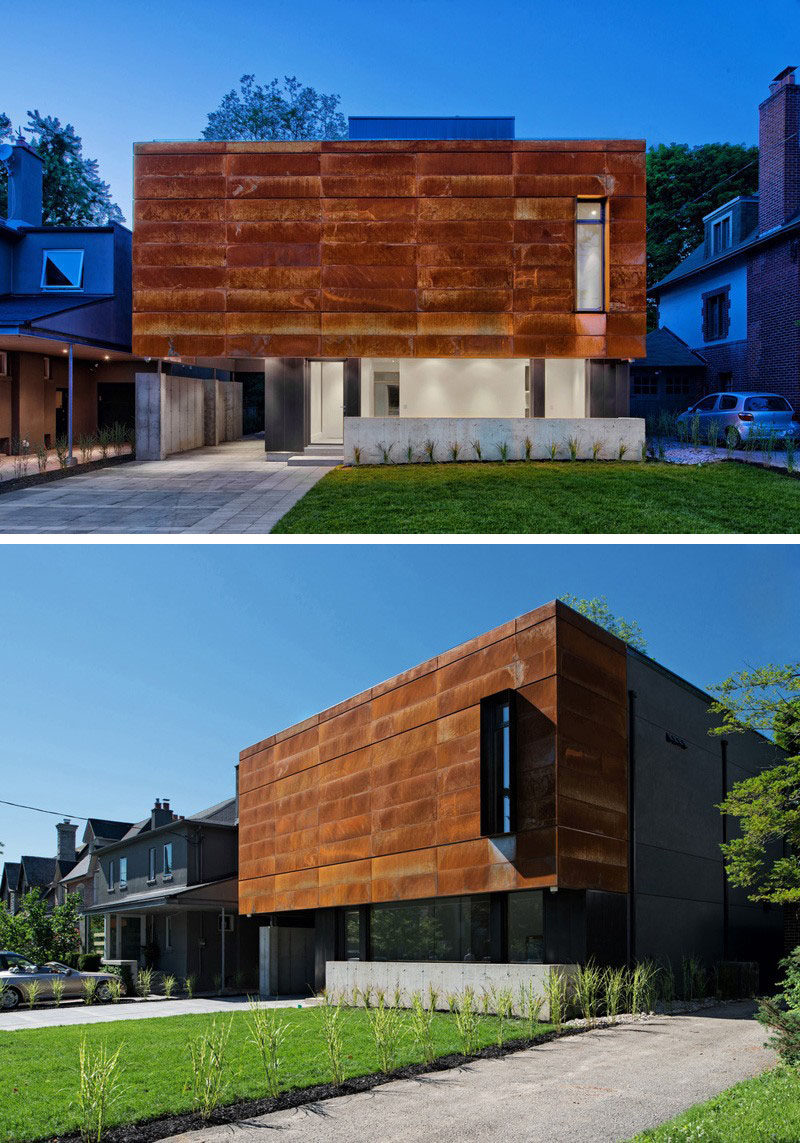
[287,454,342,467]
[303,443,344,456]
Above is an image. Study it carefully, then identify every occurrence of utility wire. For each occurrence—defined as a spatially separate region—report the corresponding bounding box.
[0,798,88,821]
[672,130,799,215]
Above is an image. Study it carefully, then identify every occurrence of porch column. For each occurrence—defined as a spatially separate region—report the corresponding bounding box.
[220,906,226,992]
[114,913,121,959]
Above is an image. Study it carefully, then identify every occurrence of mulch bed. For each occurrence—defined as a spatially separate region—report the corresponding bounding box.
[38,1026,588,1143]
[0,452,135,496]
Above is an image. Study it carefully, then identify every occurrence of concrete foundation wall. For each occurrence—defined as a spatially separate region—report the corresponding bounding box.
[325,960,577,1019]
[344,416,645,464]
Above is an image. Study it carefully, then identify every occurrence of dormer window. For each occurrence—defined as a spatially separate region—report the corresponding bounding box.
[41,249,84,291]
[711,215,731,255]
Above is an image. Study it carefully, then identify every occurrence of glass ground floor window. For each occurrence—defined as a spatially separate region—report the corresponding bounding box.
[339,889,546,963]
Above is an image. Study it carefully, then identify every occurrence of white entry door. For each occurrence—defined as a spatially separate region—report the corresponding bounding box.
[310,361,344,442]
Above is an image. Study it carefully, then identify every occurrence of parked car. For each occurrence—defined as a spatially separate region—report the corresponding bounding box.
[676,392,799,447]
[0,950,121,1008]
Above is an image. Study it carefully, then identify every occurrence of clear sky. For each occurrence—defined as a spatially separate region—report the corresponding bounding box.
[1,542,797,862]
[2,0,798,223]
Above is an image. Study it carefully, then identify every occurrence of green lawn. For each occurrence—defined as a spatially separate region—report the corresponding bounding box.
[272,461,800,534]
[0,1006,547,1141]
[630,1066,800,1142]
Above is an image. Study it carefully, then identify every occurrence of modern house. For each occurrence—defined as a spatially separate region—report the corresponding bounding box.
[238,600,782,1000]
[131,116,646,463]
[86,796,258,991]
[0,139,145,452]
[649,67,800,407]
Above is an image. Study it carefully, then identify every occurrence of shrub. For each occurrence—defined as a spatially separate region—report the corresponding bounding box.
[423,439,436,463]
[726,425,737,455]
[786,433,796,473]
[494,986,514,1046]
[79,954,102,973]
[631,960,658,1013]
[351,445,362,466]
[523,436,532,461]
[518,980,544,1038]
[247,1000,287,1098]
[367,996,404,1073]
[544,968,569,1030]
[188,1018,230,1119]
[574,961,602,1026]
[51,977,65,1007]
[690,413,701,447]
[757,996,800,1064]
[97,427,112,460]
[454,987,481,1056]
[135,967,153,999]
[567,436,579,461]
[409,991,435,1066]
[107,978,123,1004]
[496,441,510,462]
[162,973,177,999]
[548,440,558,461]
[76,1038,122,1143]
[405,443,414,464]
[426,984,439,1013]
[449,442,461,462]
[319,993,346,1085]
[591,439,603,461]
[471,438,482,461]
[24,979,42,1009]
[35,443,48,474]
[78,434,95,464]
[111,423,127,456]
[55,436,69,469]
[11,438,30,479]
[659,960,676,1005]
[603,966,626,1022]
[707,419,720,451]
[681,956,706,1001]
[184,974,197,999]
[715,960,759,1000]
[82,978,98,1006]
[618,441,628,461]
[376,441,393,464]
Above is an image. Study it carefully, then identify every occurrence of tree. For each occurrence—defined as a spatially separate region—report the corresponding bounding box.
[647,142,758,327]
[203,74,347,141]
[0,888,82,963]
[0,110,122,225]
[710,663,800,903]
[559,594,647,652]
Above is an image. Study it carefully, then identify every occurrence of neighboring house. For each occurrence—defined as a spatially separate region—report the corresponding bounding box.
[630,327,707,419]
[131,116,646,463]
[238,600,783,999]
[57,818,134,950]
[85,797,258,991]
[650,67,800,407]
[0,862,20,914]
[0,138,149,453]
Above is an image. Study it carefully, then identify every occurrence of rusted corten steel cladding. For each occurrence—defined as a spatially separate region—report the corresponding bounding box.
[238,602,629,917]
[132,140,646,361]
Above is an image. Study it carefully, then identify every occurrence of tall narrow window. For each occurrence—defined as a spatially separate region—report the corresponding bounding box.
[148,847,156,881]
[480,691,516,836]
[576,200,605,312]
[163,843,173,877]
[108,860,115,891]
[118,857,127,888]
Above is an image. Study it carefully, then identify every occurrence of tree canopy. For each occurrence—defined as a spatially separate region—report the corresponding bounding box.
[0,110,123,226]
[710,663,800,904]
[647,141,758,326]
[203,74,347,141]
[558,594,647,652]
[0,888,82,963]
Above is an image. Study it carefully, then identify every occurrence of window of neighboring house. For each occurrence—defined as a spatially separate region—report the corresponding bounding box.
[576,199,605,312]
[165,916,173,951]
[631,373,658,396]
[148,847,156,882]
[108,860,115,891]
[711,215,731,255]
[41,249,84,291]
[118,857,127,889]
[702,288,730,341]
[163,843,173,878]
[665,375,695,395]
[480,691,516,836]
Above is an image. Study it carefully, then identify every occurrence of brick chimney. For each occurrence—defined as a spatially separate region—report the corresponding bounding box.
[1,137,43,228]
[55,819,77,865]
[150,798,174,830]
[758,66,800,233]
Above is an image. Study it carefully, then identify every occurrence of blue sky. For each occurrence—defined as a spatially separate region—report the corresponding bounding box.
[1,543,797,861]
[3,0,797,222]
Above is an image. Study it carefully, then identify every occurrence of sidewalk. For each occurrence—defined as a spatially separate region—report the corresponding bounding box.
[0,994,318,1031]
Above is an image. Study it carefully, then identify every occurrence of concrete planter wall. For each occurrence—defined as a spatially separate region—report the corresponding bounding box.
[344,417,645,464]
[326,960,577,1020]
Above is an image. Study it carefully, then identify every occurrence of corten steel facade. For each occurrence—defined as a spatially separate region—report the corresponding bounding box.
[131,139,646,363]
[238,601,783,993]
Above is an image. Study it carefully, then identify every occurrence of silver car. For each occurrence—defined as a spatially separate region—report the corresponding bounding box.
[0,950,121,1008]
[676,391,799,447]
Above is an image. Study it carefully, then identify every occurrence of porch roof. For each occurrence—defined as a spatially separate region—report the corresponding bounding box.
[85,875,237,915]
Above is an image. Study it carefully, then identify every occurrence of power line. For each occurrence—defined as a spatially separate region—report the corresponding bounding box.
[673,130,799,215]
[0,798,88,821]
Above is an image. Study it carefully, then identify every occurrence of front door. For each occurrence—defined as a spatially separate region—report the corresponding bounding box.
[310,361,344,443]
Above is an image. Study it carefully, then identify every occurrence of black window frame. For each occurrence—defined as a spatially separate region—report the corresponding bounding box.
[701,286,730,342]
[480,690,517,837]
[575,198,606,314]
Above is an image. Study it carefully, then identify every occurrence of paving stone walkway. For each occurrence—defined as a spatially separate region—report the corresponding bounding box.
[0,439,330,534]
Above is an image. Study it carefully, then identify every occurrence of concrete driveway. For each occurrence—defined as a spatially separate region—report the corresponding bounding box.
[166,1003,772,1143]
[0,440,329,534]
